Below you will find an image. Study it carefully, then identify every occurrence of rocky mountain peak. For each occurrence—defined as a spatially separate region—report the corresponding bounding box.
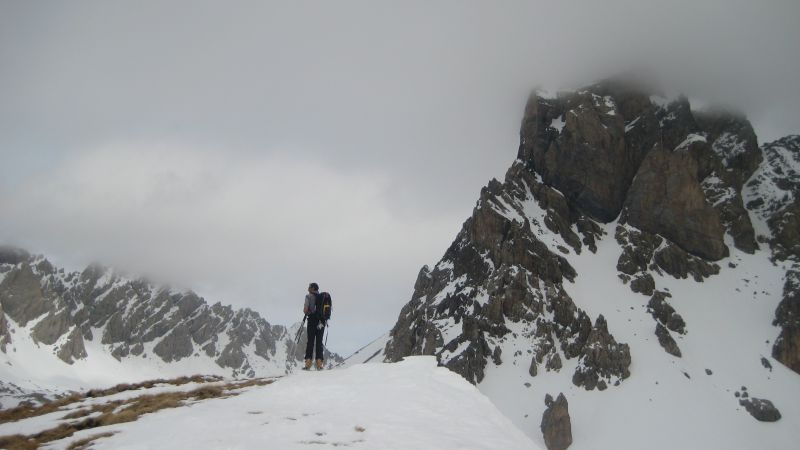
[519,80,763,259]
[380,78,800,444]
[0,247,336,379]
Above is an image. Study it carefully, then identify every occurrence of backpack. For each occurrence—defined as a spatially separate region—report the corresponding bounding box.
[314,292,332,321]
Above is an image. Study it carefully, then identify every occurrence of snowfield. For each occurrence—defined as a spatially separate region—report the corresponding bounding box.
[31,356,537,450]
[479,221,800,449]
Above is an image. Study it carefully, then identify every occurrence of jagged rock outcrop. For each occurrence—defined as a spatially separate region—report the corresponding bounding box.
[0,263,56,327]
[383,79,770,387]
[772,270,800,373]
[376,77,799,448]
[652,243,720,282]
[56,326,88,364]
[541,393,573,450]
[739,397,781,422]
[647,291,686,335]
[623,143,728,261]
[744,135,800,375]
[383,161,627,387]
[0,248,333,376]
[382,78,800,410]
[630,273,655,296]
[655,323,682,357]
[0,302,10,352]
[518,89,633,222]
[695,112,762,254]
[154,324,194,363]
[572,315,631,390]
[518,82,750,262]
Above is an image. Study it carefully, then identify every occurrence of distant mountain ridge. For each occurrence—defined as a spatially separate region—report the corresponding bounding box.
[0,246,340,407]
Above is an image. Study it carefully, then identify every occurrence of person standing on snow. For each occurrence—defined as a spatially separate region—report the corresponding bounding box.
[303,282,325,370]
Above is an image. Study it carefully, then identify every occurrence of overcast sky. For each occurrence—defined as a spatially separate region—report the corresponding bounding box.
[1,0,799,355]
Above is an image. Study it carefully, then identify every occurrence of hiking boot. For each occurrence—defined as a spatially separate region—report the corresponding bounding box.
[303,359,312,370]
[316,359,324,370]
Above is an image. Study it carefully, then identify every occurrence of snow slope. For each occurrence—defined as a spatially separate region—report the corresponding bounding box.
[478,219,800,450]
[38,356,537,450]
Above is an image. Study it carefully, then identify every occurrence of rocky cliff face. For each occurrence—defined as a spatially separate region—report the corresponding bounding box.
[380,79,800,445]
[0,247,327,378]
[744,135,800,373]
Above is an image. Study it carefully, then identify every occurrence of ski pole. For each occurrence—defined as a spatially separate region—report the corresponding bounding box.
[294,315,307,344]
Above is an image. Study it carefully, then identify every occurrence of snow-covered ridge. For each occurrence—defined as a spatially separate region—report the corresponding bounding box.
[7,357,537,450]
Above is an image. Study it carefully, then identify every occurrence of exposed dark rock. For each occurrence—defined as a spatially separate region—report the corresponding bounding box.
[751,137,800,214]
[153,324,194,362]
[615,226,663,275]
[111,344,130,361]
[744,136,800,376]
[572,315,631,390]
[0,264,54,326]
[492,345,503,365]
[705,368,713,375]
[541,393,573,450]
[130,342,144,356]
[630,273,655,296]
[767,199,800,263]
[383,166,607,385]
[57,327,88,364]
[761,357,773,371]
[655,324,681,357]
[695,111,762,187]
[216,340,247,371]
[546,353,563,371]
[519,88,657,223]
[653,243,720,282]
[624,143,728,261]
[739,397,781,422]
[772,270,800,374]
[694,112,762,253]
[444,334,492,384]
[32,310,72,345]
[656,97,701,152]
[0,301,10,352]
[647,291,686,334]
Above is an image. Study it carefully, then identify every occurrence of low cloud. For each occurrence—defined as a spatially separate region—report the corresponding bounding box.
[1,0,799,353]
[0,141,461,352]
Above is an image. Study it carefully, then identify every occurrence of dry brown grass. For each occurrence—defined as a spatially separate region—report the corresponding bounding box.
[222,378,274,390]
[0,374,224,426]
[66,432,116,450]
[0,433,37,450]
[60,401,122,420]
[0,393,83,425]
[84,374,222,398]
[0,377,275,450]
